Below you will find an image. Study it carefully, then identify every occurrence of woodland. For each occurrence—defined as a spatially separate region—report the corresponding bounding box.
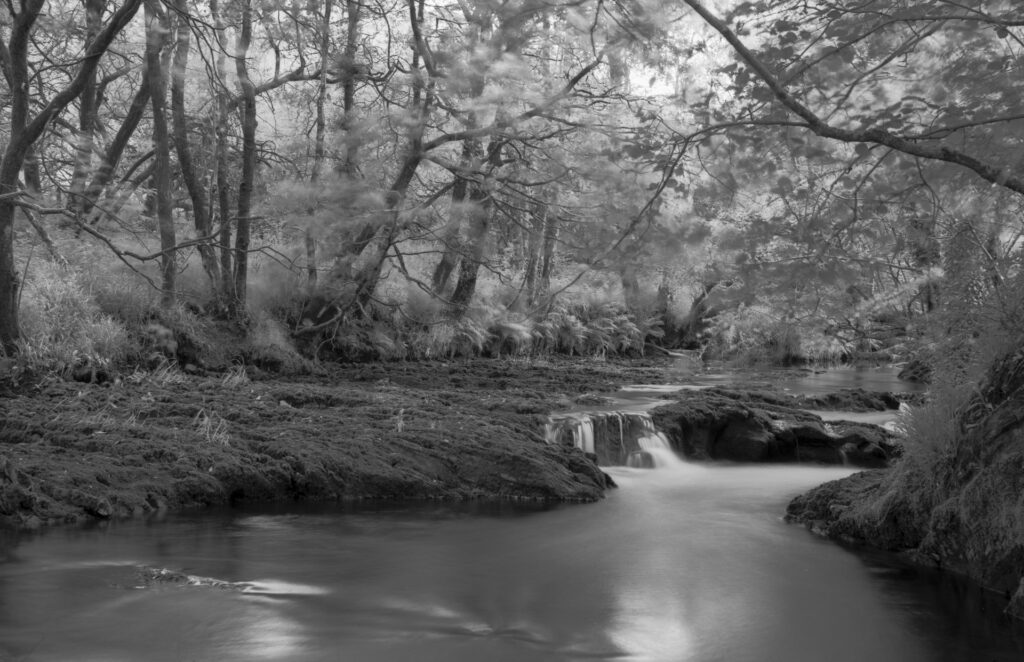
[0,0,1019,380]
[4,1,1024,628]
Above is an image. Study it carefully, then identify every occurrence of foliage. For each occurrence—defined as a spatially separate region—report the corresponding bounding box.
[900,382,971,469]
[701,301,852,366]
[13,261,133,374]
[3,0,1024,374]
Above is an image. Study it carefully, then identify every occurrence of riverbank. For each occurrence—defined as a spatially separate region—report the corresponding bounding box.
[0,357,676,528]
[786,353,1024,619]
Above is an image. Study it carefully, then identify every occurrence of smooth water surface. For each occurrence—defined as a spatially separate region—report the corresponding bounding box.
[2,464,1022,662]
[651,362,929,396]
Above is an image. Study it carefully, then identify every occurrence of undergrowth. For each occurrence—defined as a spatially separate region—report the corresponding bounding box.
[13,261,132,375]
[314,299,664,361]
[701,304,849,366]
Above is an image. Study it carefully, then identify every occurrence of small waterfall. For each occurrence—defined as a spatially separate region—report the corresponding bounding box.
[571,418,595,454]
[630,432,684,468]
[546,411,683,468]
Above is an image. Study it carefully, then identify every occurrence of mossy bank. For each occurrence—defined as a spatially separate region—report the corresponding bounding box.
[787,353,1024,619]
[0,358,673,528]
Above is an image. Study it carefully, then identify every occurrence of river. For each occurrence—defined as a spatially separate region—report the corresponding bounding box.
[1,462,1022,661]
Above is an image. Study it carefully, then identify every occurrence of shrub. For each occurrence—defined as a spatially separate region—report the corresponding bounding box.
[900,382,969,468]
[244,312,310,372]
[15,261,133,374]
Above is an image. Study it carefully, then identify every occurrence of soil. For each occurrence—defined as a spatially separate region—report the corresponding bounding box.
[0,357,674,529]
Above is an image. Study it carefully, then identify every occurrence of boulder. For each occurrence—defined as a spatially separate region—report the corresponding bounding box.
[651,388,903,467]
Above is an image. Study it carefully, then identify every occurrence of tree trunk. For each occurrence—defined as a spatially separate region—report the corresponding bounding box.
[68,0,104,217]
[340,0,361,176]
[232,0,258,317]
[318,0,424,318]
[538,204,559,299]
[171,0,220,295]
[430,1,487,299]
[83,70,150,220]
[351,160,420,311]
[306,0,334,290]
[23,144,42,194]
[448,183,491,316]
[144,0,176,306]
[523,199,546,306]
[430,175,468,295]
[211,0,234,306]
[0,199,17,354]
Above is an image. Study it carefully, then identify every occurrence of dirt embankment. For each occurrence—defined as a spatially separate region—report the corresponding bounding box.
[0,358,671,529]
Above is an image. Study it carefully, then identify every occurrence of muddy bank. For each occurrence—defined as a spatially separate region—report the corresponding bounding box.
[0,358,672,529]
[786,355,1024,619]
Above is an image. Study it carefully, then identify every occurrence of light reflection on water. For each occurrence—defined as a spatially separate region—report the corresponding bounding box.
[1,464,1023,661]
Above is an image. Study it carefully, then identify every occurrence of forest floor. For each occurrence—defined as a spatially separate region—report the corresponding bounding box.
[0,356,679,529]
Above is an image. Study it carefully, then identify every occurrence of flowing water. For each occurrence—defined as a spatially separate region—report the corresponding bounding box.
[3,366,1021,660]
[1,464,1023,662]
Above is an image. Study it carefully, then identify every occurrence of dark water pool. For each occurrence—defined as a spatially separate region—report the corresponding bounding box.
[1,464,1021,661]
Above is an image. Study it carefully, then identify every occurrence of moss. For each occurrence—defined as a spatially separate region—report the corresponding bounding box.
[787,351,1024,619]
[0,357,677,529]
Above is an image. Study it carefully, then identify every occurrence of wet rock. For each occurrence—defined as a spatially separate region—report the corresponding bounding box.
[651,389,902,467]
[798,388,903,411]
[716,414,776,462]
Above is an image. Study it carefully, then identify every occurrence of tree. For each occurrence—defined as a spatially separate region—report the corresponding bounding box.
[680,0,1024,195]
[0,0,142,354]
[144,0,176,306]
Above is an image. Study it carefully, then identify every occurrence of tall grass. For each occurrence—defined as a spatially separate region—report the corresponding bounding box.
[14,261,133,374]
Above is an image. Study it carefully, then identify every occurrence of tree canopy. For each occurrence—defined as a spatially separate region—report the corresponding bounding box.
[1,0,1021,369]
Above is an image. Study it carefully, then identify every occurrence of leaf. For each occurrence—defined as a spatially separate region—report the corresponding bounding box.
[736,68,751,91]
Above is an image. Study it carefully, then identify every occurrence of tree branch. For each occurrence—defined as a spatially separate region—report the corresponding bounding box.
[683,0,1024,197]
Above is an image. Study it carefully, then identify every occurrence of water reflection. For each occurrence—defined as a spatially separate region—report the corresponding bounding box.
[1,464,1022,661]
[664,363,928,396]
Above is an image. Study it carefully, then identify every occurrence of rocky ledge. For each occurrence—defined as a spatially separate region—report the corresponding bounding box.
[652,387,906,467]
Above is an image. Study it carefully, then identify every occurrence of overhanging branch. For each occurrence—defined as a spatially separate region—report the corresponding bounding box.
[682,0,1024,197]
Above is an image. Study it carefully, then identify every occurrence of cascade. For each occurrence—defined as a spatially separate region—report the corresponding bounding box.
[629,432,684,468]
[546,410,683,468]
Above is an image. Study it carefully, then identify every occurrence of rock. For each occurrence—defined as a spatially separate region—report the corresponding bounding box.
[716,414,776,461]
[651,388,902,467]
[799,388,903,412]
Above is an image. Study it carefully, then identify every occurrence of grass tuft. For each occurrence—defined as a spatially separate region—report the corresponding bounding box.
[193,408,230,446]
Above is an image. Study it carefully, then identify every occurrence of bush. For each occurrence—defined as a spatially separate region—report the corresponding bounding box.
[243,312,311,372]
[14,261,133,374]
